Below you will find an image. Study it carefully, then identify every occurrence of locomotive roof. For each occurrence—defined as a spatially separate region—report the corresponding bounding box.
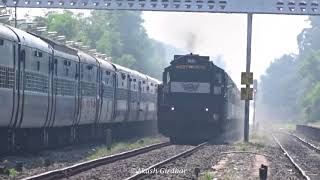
[0,25,17,42]
[171,54,210,65]
[6,26,52,53]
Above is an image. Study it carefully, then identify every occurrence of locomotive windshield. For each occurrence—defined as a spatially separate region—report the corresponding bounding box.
[166,70,211,94]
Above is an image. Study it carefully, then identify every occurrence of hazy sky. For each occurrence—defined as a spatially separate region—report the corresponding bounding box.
[142,12,310,85]
[16,9,310,85]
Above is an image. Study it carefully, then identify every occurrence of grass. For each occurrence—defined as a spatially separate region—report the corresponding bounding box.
[200,172,214,180]
[0,168,18,177]
[235,141,250,151]
[249,132,267,149]
[234,135,265,151]
[86,137,162,160]
[8,168,17,178]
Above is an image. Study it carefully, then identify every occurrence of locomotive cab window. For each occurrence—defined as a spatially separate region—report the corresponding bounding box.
[164,71,170,84]
[216,73,222,83]
[0,39,4,46]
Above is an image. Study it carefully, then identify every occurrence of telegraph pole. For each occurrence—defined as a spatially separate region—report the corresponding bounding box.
[244,13,253,142]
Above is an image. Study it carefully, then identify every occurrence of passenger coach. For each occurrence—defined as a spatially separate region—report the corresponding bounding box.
[0,25,159,153]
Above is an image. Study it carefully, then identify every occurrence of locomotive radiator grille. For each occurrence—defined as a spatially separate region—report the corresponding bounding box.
[0,66,14,89]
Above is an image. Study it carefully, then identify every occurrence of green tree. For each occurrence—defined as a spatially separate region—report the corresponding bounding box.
[259,54,301,122]
[46,10,80,40]
[39,10,171,79]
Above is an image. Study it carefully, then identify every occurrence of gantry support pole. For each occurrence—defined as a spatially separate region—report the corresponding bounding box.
[244,13,253,142]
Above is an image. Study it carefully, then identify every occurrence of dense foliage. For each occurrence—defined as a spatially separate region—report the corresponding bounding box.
[13,10,178,79]
[258,17,320,123]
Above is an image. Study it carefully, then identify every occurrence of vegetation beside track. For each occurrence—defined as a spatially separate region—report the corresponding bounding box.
[86,137,164,160]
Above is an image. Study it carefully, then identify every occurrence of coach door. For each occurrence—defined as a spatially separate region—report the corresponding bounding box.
[126,75,131,121]
[137,81,142,121]
[0,37,16,127]
[111,73,117,120]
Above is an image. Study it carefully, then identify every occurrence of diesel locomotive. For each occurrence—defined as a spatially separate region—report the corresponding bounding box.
[158,54,243,144]
[0,24,160,153]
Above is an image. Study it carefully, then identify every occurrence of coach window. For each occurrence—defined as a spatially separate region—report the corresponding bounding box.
[75,63,79,79]
[33,50,43,71]
[86,64,93,81]
[133,79,136,90]
[105,71,110,84]
[80,64,84,79]
[96,67,99,82]
[64,60,70,77]
[36,61,40,71]
[121,73,126,87]
[34,50,43,57]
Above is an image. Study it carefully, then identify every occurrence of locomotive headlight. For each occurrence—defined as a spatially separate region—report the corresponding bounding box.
[205,107,209,112]
[171,107,175,111]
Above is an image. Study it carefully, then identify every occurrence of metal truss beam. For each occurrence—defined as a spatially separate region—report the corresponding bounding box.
[0,0,320,15]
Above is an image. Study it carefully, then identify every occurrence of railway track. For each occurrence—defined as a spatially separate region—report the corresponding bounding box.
[289,133,320,153]
[272,132,320,180]
[125,142,208,180]
[21,142,170,180]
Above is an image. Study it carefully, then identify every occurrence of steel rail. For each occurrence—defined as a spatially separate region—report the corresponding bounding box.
[288,133,320,154]
[272,134,311,180]
[125,142,208,180]
[21,142,170,180]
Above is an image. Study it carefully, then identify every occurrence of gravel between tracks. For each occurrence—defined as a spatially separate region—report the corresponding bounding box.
[145,144,231,180]
[294,131,320,148]
[261,138,304,180]
[144,140,304,180]
[61,145,192,180]
[276,133,320,180]
[0,144,100,180]
[0,137,166,180]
